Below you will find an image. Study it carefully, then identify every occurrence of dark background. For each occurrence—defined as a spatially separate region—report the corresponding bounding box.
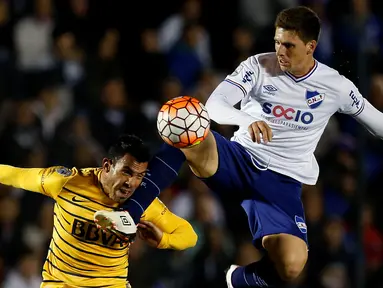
[0,0,383,287]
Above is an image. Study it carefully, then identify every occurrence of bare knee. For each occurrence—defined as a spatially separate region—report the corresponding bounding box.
[277,251,307,281]
[263,233,308,282]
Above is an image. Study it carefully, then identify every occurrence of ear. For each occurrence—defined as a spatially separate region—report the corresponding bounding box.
[102,158,112,173]
[307,40,317,55]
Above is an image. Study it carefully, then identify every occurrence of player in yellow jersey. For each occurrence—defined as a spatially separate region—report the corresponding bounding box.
[0,134,197,288]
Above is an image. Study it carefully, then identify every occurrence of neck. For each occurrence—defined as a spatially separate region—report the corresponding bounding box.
[290,57,315,78]
[98,170,108,197]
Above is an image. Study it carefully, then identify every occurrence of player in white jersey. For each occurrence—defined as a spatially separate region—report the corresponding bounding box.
[96,5,383,288]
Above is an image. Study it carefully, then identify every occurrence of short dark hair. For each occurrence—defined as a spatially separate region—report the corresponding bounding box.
[108,134,151,163]
[275,6,321,43]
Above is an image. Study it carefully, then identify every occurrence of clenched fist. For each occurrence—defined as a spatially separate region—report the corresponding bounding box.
[137,220,164,248]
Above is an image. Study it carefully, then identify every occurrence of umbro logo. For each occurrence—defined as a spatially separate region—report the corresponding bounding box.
[72,196,87,203]
[263,85,277,92]
[262,85,278,95]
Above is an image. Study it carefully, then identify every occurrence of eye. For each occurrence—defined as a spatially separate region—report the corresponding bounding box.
[122,171,131,176]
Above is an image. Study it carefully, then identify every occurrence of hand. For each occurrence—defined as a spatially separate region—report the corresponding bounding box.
[248,121,273,144]
[137,220,164,248]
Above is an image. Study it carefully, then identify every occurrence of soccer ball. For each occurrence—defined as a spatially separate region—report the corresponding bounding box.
[157,96,210,148]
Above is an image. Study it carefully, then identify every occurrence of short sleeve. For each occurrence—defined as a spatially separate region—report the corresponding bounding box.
[338,76,366,117]
[224,56,260,97]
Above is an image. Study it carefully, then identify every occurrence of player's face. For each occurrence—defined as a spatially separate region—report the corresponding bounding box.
[274,27,316,75]
[102,154,148,203]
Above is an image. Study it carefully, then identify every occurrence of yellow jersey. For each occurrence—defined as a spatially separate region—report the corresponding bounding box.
[0,165,197,288]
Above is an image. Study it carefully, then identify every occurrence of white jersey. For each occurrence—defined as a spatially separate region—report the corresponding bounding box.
[206,52,370,185]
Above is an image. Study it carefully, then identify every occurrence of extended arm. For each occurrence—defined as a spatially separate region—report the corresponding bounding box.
[0,165,74,198]
[0,165,44,193]
[338,77,383,139]
[354,100,383,139]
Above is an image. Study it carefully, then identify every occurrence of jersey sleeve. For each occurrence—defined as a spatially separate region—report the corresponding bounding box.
[141,198,197,250]
[0,165,75,199]
[224,56,260,97]
[354,99,383,139]
[205,56,261,128]
[337,76,366,116]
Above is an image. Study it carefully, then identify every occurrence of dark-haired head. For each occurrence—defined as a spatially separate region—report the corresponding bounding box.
[273,6,321,76]
[275,6,321,43]
[107,134,151,163]
[100,134,151,203]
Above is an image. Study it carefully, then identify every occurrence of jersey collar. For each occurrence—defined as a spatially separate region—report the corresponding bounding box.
[284,60,318,83]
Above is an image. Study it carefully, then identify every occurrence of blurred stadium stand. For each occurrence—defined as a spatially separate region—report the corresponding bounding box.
[0,0,383,287]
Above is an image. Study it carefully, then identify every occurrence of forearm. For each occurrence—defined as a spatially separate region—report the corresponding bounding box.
[143,199,197,250]
[355,100,383,139]
[0,165,43,193]
[157,221,198,250]
[205,81,257,128]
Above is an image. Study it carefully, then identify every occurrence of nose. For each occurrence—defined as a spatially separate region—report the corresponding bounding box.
[276,45,285,56]
[125,177,133,187]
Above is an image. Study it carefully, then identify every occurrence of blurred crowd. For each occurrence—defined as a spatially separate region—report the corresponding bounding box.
[0,0,383,287]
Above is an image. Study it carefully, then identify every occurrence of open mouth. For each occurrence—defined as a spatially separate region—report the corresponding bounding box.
[119,184,132,198]
[279,59,289,66]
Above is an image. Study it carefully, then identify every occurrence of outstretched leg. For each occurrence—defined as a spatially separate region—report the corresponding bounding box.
[109,143,186,224]
[180,130,220,178]
[178,131,309,286]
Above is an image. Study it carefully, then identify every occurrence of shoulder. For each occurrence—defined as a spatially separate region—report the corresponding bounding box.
[65,167,101,188]
[231,53,277,76]
[39,166,78,198]
[44,166,77,178]
[255,52,277,66]
[253,52,281,76]
[315,61,346,82]
[41,166,78,187]
[43,166,98,184]
[77,167,101,177]
[315,61,356,91]
[316,61,340,77]
[243,52,277,67]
